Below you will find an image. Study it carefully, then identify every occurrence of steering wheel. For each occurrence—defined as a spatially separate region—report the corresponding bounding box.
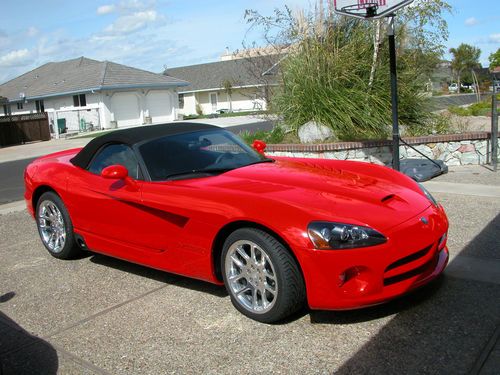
[214,152,234,165]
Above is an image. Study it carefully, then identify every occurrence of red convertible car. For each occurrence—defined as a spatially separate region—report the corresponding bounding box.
[25,123,449,323]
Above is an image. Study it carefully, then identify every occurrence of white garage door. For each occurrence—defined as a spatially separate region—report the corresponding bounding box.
[111,93,140,128]
[147,91,173,123]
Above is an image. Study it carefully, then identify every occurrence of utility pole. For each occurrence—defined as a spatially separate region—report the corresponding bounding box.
[492,78,498,171]
[387,16,400,171]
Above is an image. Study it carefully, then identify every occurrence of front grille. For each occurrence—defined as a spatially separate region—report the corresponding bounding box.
[384,257,435,286]
[383,243,435,286]
[385,244,433,272]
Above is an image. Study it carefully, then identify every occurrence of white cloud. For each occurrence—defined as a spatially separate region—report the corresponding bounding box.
[97,4,116,15]
[104,10,158,35]
[465,17,478,26]
[0,49,33,67]
[97,1,150,15]
[489,34,500,43]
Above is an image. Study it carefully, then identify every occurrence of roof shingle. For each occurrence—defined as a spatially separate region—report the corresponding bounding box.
[0,57,188,101]
[165,55,280,93]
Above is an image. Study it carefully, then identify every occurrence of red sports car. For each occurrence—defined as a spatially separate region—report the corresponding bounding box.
[24,123,449,323]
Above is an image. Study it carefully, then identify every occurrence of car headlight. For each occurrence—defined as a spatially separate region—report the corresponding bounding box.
[418,183,438,207]
[307,221,387,250]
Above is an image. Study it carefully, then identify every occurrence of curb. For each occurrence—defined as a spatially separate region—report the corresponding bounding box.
[0,200,26,215]
[422,181,500,198]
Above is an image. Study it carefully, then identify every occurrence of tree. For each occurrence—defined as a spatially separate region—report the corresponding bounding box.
[222,79,233,112]
[449,44,481,93]
[244,0,452,140]
[489,48,500,70]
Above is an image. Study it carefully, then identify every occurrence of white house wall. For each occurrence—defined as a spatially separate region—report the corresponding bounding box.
[49,93,101,132]
[3,89,178,131]
[178,87,267,115]
[181,93,197,115]
[100,93,112,130]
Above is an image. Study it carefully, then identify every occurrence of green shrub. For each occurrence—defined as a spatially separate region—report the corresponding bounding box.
[448,98,496,116]
[448,106,470,116]
[271,18,433,141]
[405,113,451,137]
[239,126,285,145]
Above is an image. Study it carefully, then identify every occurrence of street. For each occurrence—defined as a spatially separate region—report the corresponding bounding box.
[0,158,36,205]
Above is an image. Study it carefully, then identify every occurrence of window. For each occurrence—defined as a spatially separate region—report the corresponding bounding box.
[17,102,23,110]
[178,93,184,109]
[73,94,87,107]
[35,100,45,113]
[3,105,9,115]
[88,144,142,180]
[139,129,264,181]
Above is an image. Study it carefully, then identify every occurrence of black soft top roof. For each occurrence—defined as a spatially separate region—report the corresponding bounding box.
[71,122,219,169]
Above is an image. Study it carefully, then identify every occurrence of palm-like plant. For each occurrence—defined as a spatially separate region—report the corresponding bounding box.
[449,44,481,93]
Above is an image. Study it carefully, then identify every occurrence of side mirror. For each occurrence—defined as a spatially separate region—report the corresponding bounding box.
[101,165,138,191]
[252,139,267,155]
[101,165,128,180]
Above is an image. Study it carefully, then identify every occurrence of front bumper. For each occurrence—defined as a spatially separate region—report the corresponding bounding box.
[300,204,449,310]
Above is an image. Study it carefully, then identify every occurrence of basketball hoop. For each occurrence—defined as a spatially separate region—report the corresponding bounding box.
[339,3,379,18]
[334,0,413,19]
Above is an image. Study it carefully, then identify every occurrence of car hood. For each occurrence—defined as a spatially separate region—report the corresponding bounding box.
[206,158,431,231]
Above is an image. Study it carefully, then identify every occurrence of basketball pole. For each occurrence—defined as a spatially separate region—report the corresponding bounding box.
[387,16,400,171]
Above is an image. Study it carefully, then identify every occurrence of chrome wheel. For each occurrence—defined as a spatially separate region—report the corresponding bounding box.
[38,200,66,253]
[224,240,278,314]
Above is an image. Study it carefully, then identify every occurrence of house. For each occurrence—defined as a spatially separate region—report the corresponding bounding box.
[164,54,280,116]
[0,57,188,135]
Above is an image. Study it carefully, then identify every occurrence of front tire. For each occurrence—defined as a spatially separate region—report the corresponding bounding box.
[36,191,80,259]
[222,228,305,323]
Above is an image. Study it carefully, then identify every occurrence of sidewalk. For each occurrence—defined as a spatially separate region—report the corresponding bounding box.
[0,138,91,163]
[185,114,272,127]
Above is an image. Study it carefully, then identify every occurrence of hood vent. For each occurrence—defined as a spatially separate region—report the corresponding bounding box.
[381,194,396,203]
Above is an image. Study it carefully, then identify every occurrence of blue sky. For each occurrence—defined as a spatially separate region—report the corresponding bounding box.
[0,0,498,83]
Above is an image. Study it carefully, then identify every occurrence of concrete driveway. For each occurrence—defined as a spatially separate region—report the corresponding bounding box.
[0,167,499,374]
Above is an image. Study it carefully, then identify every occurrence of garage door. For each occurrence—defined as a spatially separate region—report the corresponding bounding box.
[111,93,140,128]
[147,91,173,123]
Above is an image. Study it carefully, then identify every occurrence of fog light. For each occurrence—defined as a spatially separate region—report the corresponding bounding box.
[337,266,379,297]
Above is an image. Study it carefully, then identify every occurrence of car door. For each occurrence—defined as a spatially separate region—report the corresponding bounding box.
[65,143,148,255]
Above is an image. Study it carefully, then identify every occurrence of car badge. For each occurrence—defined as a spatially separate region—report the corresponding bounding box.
[420,217,429,225]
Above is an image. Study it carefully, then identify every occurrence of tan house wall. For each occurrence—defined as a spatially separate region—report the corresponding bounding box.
[178,87,267,116]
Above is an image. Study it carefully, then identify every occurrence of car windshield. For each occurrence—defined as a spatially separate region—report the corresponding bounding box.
[138,129,270,181]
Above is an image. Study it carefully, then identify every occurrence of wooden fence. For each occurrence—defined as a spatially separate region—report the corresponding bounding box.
[0,113,51,147]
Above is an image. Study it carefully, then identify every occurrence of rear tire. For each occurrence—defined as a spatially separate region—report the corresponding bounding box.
[36,191,80,260]
[221,228,305,323]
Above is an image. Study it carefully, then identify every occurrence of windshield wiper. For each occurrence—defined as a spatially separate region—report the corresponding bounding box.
[165,168,233,180]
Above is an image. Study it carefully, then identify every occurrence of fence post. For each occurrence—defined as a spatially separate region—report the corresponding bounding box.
[54,110,60,139]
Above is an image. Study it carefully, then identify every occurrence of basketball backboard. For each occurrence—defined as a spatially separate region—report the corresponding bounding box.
[333,0,414,19]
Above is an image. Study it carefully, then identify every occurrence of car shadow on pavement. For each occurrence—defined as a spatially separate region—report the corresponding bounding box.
[324,213,500,374]
[88,253,229,298]
[309,277,443,325]
[0,292,59,374]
